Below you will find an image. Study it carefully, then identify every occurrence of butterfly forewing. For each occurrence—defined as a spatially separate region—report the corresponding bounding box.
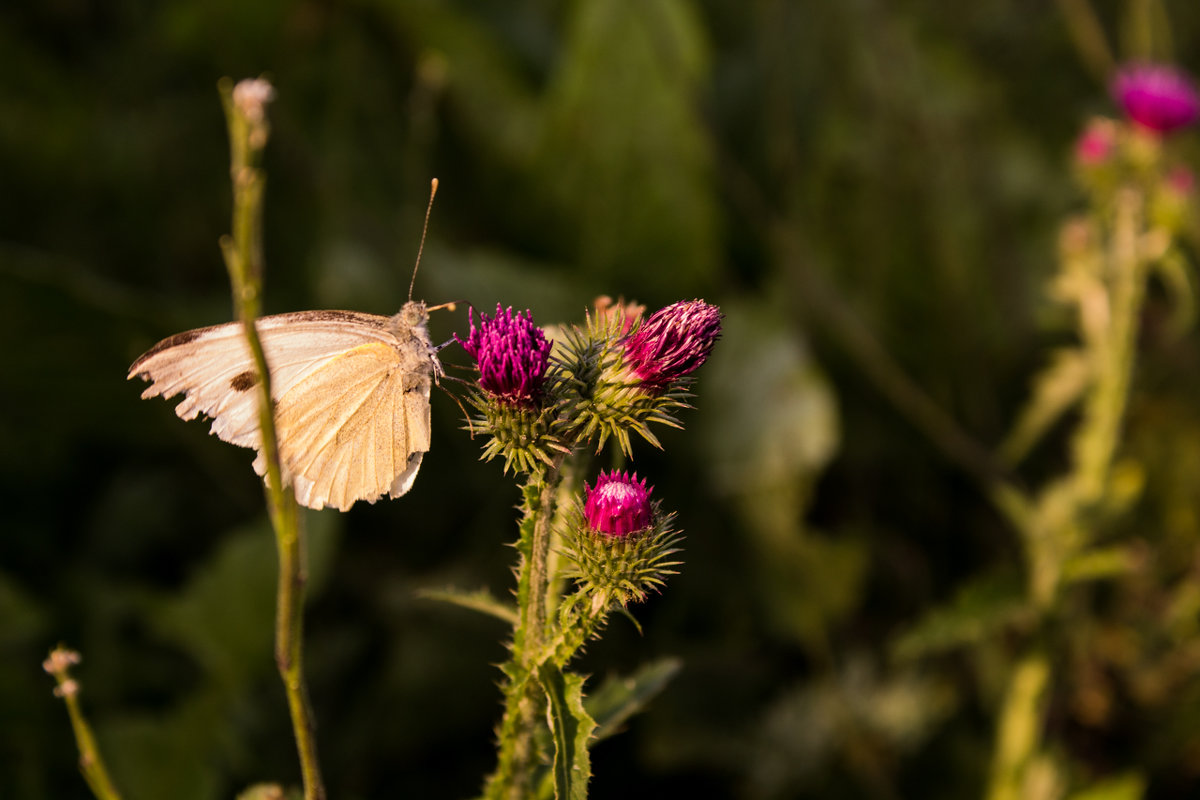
[128,304,438,511]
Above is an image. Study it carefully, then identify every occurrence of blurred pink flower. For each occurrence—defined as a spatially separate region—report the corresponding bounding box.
[1112,63,1200,134]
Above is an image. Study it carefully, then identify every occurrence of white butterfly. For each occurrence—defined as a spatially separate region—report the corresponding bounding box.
[128,301,443,512]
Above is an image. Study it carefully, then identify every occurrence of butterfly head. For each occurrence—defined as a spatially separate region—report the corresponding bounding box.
[396,299,429,329]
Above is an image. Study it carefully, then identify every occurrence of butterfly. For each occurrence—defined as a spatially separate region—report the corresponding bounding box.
[128,301,444,511]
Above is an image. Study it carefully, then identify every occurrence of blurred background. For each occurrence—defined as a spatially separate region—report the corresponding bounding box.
[5,0,1200,798]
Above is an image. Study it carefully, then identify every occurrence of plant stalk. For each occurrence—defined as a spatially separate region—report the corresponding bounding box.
[219,78,325,800]
[485,465,563,799]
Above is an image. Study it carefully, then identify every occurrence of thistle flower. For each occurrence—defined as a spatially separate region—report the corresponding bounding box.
[584,470,654,538]
[1112,63,1200,134]
[457,304,552,408]
[458,305,566,473]
[622,300,723,392]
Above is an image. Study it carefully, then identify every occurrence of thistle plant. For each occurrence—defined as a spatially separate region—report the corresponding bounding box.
[450,298,721,799]
[980,61,1200,800]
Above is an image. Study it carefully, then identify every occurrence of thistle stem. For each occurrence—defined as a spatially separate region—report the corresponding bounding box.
[485,464,563,799]
[986,184,1150,800]
[218,78,325,800]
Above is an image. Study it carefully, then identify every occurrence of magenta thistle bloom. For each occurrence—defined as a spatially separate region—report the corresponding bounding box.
[1112,63,1200,134]
[584,470,654,538]
[457,304,552,407]
[622,299,722,391]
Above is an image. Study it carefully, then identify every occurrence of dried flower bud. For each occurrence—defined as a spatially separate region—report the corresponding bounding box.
[584,470,654,538]
[622,300,723,392]
[1112,63,1200,134]
[232,78,275,125]
[593,295,646,335]
[457,304,552,409]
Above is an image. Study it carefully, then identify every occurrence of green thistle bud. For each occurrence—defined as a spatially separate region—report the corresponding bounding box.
[556,299,722,455]
[560,471,683,613]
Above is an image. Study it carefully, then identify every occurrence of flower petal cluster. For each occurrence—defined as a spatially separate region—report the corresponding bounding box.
[1112,63,1200,134]
[622,300,723,391]
[584,470,653,538]
[457,304,552,408]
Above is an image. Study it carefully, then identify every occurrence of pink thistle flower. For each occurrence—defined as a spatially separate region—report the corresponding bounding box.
[622,299,722,391]
[1112,63,1200,134]
[456,304,552,408]
[584,470,654,538]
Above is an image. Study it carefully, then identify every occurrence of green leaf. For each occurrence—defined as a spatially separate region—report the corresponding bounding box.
[1060,546,1138,585]
[1000,348,1092,466]
[585,657,681,742]
[892,571,1029,661]
[540,666,595,800]
[416,586,518,625]
[1066,772,1145,800]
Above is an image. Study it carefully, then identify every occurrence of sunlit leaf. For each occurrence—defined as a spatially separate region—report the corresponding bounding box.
[540,666,595,800]
[417,586,518,625]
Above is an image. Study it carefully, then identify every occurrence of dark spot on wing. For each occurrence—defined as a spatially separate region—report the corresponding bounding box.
[230,370,259,392]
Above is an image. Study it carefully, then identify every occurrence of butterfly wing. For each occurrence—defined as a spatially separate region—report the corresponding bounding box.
[128,309,435,510]
[272,341,433,511]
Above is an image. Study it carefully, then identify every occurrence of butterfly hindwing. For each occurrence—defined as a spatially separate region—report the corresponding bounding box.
[273,341,432,511]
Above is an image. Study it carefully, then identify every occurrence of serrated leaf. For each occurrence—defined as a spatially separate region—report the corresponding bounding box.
[585,657,681,741]
[540,666,595,800]
[1000,348,1092,466]
[417,586,518,625]
[891,571,1029,661]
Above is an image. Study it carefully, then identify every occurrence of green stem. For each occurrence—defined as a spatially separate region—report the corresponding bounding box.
[45,648,124,800]
[485,465,563,800]
[988,188,1150,799]
[218,79,325,800]
[985,648,1052,800]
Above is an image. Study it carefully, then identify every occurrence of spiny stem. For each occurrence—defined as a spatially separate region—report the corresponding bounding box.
[44,647,124,800]
[485,463,563,799]
[218,77,325,800]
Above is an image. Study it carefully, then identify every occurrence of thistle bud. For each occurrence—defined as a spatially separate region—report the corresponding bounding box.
[555,299,723,455]
[562,471,683,611]
[584,470,654,537]
[621,300,723,392]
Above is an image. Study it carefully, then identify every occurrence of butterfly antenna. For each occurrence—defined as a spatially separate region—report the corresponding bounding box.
[409,177,439,302]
